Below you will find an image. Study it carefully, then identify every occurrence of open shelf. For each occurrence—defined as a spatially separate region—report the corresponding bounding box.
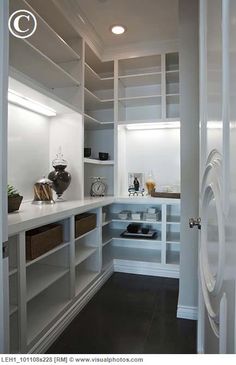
[27,278,70,346]
[75,246,97,266]
[166,251,180,265]
[167,216,180,224]
[119,55,161,76]
[84,88,114,110]
[102,231,113,247]
[75,270,99,296]
[119,95,161,107]
[110,229,162,243]
[112,246,162,263]
[10,0,81,64]
[85,43,114,78]
[84,158,114,165]
[26,264,69,302]
[74,227,98,242]
[166,232,180,243]
[26,242,70,267]
[119,72,161,87]
[10,37,80,90]
[85,63,114,90]
[111,215,162,224]
[84,113,114,130]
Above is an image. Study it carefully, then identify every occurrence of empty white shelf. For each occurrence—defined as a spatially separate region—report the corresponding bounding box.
[166,251,180,265]
[84,88,114,110]
[10,37,80,89]
[84,113,114,130]
[75,270,99,296]
[27,264,69,302]
[10,0,80,64]
[27,295,69,345]
[166,232,180,243]
[102,232,113,247]
[167,216,180,224]
[85,63,114,90]
[118,72,161,87]
[112,246,162,263]
[119,95,161,107]
[75,246,97,266]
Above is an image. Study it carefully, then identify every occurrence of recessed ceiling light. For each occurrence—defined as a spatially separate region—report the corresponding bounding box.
[110,25,127,35]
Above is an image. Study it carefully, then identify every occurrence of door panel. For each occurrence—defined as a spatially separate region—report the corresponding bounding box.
[199,0,236,354]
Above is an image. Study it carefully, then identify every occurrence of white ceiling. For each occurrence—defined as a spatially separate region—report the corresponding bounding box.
[76,0,179,49]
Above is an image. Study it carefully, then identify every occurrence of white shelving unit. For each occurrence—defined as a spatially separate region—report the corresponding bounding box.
[101,200,180,277]
[7,198,180,353]
[117,53,179,123]
[7,0,181,354]
[9,0,83,111]
[83,44,115,198]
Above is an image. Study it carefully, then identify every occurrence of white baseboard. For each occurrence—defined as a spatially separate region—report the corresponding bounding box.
[114,259,179,278]
[30,264,114,354]
[177,305,198,320]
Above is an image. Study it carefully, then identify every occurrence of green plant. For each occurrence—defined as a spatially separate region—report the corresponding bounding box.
[8,184,20,197]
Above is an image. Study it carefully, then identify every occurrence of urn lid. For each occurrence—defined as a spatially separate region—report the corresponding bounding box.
[52,147,67,167]
[36,176,52,185]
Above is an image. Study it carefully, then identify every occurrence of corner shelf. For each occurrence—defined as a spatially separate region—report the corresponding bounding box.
[85,63,114,90]
[84,87,114,110]
[84,113,114,130]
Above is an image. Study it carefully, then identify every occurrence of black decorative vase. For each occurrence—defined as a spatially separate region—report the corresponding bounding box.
[48,149,71,201]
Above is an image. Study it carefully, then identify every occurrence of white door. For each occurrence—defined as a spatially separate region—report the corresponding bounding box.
[0,0,9,354]
[198,0,236,353]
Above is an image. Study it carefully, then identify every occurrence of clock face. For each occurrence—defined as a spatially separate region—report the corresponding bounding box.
[91,180,106,196]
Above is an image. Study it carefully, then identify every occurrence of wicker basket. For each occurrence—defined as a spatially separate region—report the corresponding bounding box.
[75,213,96,238]
[26,223,63,260]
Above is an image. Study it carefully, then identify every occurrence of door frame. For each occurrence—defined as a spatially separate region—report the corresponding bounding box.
[0,0,9,353]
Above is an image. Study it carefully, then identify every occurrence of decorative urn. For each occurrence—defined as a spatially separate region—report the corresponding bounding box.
[48,148,71,201]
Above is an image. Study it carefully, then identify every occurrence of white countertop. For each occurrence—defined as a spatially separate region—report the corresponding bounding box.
[8,197,114,236]
[8,195,180,236]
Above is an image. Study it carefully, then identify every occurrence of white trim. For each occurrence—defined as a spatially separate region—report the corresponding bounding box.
[177,305,198,320]
[29,264,114,354]
[114,259,179,279]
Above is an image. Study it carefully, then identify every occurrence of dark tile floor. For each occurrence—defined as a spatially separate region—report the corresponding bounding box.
[47,273,197,354]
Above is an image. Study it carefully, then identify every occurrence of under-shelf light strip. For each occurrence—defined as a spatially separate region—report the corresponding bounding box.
[126,122,180,130]
[8,89,57,117]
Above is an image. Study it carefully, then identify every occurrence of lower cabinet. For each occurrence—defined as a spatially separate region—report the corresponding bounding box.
[7,199,180,353]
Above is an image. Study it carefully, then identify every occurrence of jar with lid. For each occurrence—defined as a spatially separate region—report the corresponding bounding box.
[32,177,54,204]
[48,148,71,201]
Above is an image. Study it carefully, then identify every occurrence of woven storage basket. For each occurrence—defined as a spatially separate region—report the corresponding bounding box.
[75,213,96,238]
[26,223,63,260]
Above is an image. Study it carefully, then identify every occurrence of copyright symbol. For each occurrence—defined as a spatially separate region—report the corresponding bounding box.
[8,10,37,39]
[69,358,74,362]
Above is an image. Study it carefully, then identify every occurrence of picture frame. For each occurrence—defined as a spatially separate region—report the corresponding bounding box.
[128,172,145,191]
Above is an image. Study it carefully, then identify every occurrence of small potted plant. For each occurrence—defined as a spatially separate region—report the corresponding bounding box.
[8,185,23,213]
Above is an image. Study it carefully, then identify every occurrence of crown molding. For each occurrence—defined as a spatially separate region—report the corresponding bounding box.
[102,39,179,61]
[53,0,179,61]
[52,0,104,58]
